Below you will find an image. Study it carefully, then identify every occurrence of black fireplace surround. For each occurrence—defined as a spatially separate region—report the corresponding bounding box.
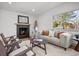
[17,25,29,39]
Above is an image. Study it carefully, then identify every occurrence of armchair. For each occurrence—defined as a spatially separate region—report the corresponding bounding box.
[0,33,20,54]
[0,33,36,56]
[0,40,35,56]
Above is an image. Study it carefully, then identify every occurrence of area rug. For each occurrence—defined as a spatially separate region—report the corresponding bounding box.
[21,38,79,56]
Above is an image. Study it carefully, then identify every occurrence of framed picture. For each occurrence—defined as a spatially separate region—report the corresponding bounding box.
[18,15,29,24]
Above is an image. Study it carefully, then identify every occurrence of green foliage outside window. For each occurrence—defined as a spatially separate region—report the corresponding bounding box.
[52,11,75,28]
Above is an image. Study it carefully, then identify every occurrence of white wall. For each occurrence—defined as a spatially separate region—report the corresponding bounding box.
[38,2,79,33]
[0,9,36,36]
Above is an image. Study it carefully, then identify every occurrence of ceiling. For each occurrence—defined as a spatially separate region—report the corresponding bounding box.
[0,2,63,16]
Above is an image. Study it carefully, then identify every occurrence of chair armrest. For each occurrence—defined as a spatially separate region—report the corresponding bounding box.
[5,35,16,41]
[5,35,16,39]
[9,46,33,56]
[6,35,20,44]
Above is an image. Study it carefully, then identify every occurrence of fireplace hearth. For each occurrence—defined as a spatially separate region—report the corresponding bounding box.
[16,24,30,39]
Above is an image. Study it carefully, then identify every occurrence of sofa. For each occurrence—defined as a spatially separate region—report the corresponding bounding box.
[39,30,73,50]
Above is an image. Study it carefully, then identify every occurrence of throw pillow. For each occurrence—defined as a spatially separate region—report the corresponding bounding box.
[54,31,64,39]
[49,30,55,37]
[41,30,49,36]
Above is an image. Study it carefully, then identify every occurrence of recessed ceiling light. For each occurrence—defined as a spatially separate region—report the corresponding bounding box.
[32,8,35,12]
[8,2,12,4]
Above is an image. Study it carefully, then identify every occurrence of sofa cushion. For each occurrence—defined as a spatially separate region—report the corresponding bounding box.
[50,36,60,45]
[40,35,60,45]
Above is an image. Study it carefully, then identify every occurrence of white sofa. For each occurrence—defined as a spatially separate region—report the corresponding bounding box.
[40,31,73,50]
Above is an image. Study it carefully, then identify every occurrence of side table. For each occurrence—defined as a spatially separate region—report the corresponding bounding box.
[74,39,79,51]
[73,35,79,52]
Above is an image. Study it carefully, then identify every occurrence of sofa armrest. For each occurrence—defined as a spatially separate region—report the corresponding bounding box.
[60,33,72,48]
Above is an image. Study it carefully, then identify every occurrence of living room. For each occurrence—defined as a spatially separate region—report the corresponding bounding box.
[0,1,79,56]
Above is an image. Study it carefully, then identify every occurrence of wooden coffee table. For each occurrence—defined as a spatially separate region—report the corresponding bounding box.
[30,38,47,55]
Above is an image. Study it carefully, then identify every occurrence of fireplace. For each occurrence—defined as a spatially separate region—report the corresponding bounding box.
[19,28,27,37]
[17,24,30,39]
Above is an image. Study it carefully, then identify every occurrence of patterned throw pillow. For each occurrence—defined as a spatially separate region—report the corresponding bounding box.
[54,31,64,39]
